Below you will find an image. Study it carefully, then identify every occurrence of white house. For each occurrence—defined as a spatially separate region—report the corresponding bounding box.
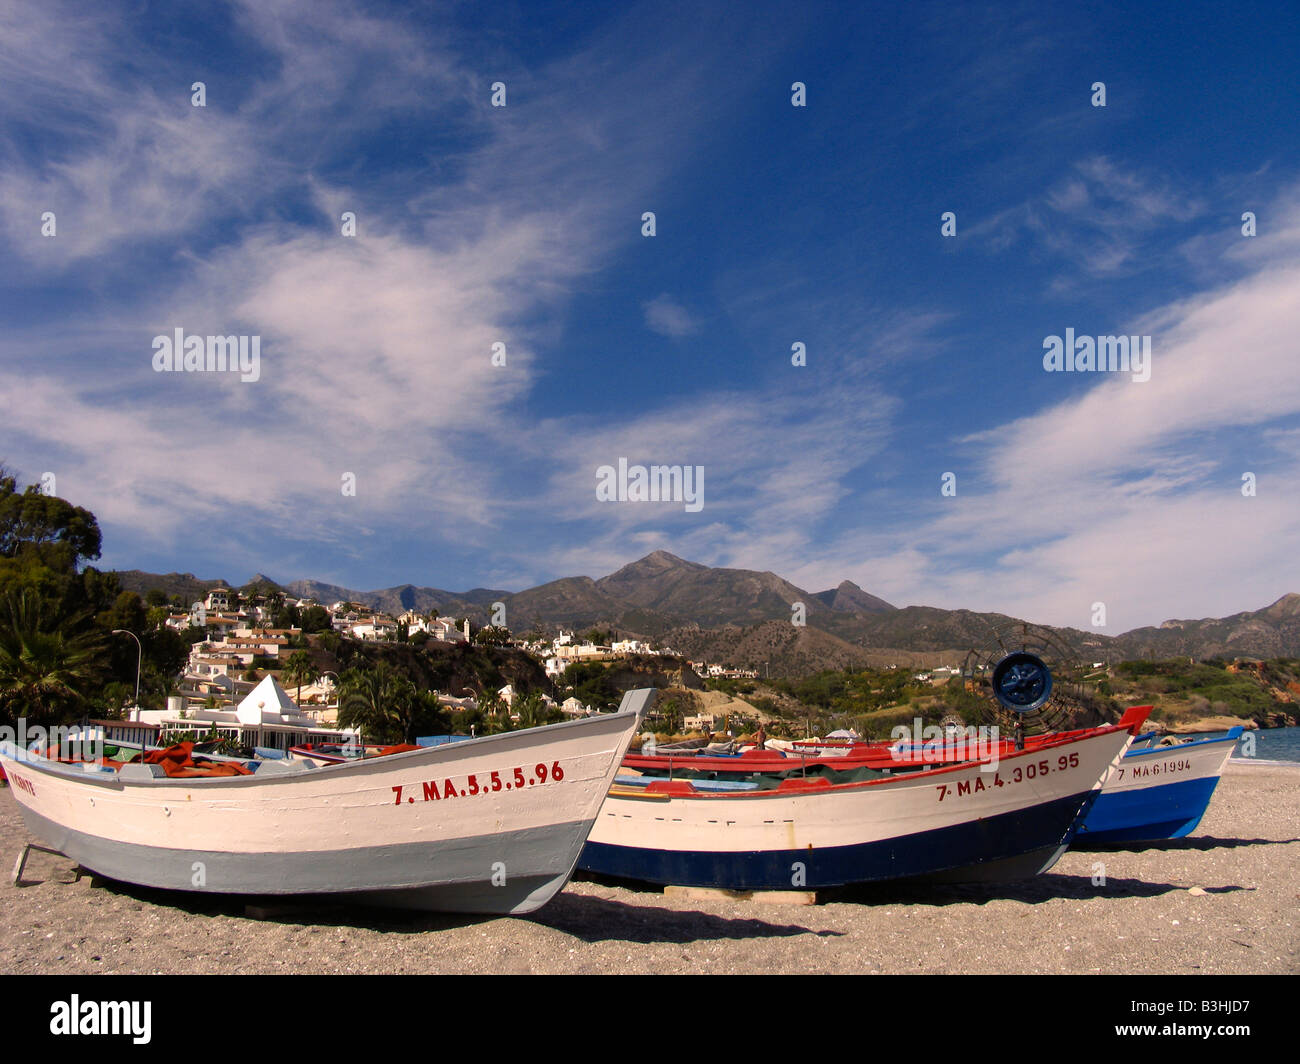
[351,615,398,641]
[560,697,590,718]
[159,675,356,752]
[427,617,468,643]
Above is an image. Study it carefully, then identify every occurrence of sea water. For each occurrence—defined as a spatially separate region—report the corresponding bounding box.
[1188,725,1300,764]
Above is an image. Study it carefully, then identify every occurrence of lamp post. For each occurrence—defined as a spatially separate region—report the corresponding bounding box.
[111,629,142,722]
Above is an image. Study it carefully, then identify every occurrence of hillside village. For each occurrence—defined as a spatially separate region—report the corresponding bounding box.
[135,585,770,751]
[108,582,1300,756]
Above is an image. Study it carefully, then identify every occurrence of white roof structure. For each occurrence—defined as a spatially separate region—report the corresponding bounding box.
[235,675,311,725]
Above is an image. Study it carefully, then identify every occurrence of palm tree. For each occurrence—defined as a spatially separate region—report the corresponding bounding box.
[515,690,560,730]
[338,662,419,743]
[0,589,107,726]
[283,650,319,705]
[477,689,514,734]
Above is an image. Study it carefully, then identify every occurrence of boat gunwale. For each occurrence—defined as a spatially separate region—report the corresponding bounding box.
[1116,726,1243,760]
[607,722,1135,801]
[0,705,643,792]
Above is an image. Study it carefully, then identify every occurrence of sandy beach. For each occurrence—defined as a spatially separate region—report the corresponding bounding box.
[1,761,1295,976]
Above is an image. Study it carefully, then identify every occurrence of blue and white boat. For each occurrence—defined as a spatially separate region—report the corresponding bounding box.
[1072,726,1243,844]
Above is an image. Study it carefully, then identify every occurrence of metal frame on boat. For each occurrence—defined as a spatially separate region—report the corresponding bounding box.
[0,689,655,914]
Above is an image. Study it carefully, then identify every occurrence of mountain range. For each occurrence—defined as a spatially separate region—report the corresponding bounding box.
[115,550,1300,674]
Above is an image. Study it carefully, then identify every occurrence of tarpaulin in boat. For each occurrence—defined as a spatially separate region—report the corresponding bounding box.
[143,742,253,777]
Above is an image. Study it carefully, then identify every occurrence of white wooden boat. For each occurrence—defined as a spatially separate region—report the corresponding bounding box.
[579,708,1148,890]
[0,689,654,914]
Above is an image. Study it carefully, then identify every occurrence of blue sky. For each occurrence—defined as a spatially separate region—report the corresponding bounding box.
[2,0,1298,632]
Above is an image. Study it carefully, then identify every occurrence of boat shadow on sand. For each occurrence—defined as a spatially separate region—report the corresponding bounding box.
[19,860,838,943]
[1069,834,1297,853]
[529,891,841,945]
[56,875,507,934]
[826,872,1263,908]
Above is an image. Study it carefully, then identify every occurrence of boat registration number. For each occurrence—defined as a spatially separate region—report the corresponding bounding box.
[935,752,1079,802]
[392,761,567,805]
[1117,758,1192,781]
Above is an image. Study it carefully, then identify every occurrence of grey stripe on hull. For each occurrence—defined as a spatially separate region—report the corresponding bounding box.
[19,807,592,915]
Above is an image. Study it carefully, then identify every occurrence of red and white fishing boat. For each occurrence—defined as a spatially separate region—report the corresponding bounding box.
[1,690,654,914]
[579,706,1149,890]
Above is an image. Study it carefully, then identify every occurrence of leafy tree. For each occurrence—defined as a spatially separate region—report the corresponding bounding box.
[473,624,511,647]
[0,473,102,572]
[274,601,301,629]
[563,661,620,709]
[98,590,147,634]
[657,696,683,734]
[300,605,332,634]
[0,589,108,726]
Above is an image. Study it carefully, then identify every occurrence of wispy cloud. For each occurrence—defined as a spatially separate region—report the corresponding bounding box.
[969,155,1208,281]
[643,294,698,338]
[784,184,1300,628]
[0,0,780,579]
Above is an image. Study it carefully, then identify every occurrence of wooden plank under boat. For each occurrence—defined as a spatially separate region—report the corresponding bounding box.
[0,689,655,914]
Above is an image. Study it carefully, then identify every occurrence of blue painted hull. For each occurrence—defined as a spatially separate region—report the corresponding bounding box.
[1072,729,1240,844]
[1074,775,1222,844]
[579,789,1098,890]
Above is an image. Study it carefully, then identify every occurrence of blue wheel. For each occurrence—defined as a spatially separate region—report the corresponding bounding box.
[991,652,1052,713]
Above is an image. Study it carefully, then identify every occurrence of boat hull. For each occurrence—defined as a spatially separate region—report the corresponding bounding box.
[0,692,652,914]
[581,789,1098,890]
[1073,728,1241,844]
[580,723,1134,890]
[16,802,592,913]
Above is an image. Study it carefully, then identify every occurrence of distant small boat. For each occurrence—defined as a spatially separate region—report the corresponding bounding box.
[286,741,407,766]
[579,707,1148,891]
[1,690,653,913]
